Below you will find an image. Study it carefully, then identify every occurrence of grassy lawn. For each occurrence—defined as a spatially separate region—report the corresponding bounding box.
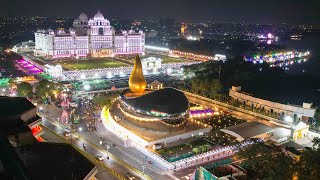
[161,56,185,63]
[117,54,187,64]
[53,58,128,70]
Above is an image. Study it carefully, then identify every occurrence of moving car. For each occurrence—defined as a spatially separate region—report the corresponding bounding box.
[95,154,104,161]
[125,173,136,180]
[63,131,71,137]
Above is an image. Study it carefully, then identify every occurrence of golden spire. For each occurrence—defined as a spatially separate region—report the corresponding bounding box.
[129,54,146,93]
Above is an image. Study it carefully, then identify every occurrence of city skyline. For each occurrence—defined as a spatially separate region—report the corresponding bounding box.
[1,0,320,25]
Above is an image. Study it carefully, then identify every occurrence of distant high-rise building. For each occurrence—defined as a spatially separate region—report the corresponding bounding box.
[34,11,145,58]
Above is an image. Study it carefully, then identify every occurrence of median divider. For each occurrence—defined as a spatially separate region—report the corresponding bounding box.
[40,124,127,180]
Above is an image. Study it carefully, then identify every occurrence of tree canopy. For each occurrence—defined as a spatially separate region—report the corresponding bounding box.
[35,79,63,99]
[17,82,33,97]
[295,140,320,180]
[92,94,118,107]
[237,142,294,179]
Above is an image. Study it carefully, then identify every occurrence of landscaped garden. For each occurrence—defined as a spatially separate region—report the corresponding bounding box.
[155,138,217,162]
[199,114,246,130]
[205,131,238,146]
[53,58,128,70]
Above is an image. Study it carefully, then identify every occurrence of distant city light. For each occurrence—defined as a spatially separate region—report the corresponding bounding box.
[119,71,125,77]
[107,72,113,78]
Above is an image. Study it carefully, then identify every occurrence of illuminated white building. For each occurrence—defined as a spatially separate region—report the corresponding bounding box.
[141,57,162,70]
[44,64,63,77]
[34,11,145,58]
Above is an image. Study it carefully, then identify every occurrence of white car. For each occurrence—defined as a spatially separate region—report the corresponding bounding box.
[95,154,104,161]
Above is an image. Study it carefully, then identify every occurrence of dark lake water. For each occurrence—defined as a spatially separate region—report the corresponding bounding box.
[243,34,320,106]
[277,34,320,77]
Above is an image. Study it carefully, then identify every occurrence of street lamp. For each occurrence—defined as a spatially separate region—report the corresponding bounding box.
[83,84,90,91]
[80,74,86,79]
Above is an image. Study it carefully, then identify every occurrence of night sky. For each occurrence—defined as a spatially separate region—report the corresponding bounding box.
[1,0,319,24]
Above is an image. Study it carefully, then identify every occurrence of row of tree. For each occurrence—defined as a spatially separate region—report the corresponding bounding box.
[16,79,63,102]
[92,93,118,108]
[236,139,320,179]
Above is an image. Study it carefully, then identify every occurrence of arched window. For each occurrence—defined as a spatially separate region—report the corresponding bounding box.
[99,28,104,35]
[100,22,102,25]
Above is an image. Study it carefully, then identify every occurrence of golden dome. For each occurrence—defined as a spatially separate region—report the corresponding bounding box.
[129,54,146,93]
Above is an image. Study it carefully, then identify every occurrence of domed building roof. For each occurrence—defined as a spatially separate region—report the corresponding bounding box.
[79,13,88,21]
[93,11,105,20]
[121,88,189,115]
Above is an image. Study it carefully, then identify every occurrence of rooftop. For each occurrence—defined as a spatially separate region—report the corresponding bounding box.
[221,122,275,141]
[15,143,95,180]
[0,97,35,117]
[0,119,31,136]
[122,88,189,115]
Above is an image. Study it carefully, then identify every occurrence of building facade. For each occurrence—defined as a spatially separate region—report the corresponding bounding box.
[34,11,145,58]
[229,86,316,124]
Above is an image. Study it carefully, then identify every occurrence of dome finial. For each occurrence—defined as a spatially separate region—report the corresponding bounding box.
[94,10,104,20]
[129,54,146,93]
